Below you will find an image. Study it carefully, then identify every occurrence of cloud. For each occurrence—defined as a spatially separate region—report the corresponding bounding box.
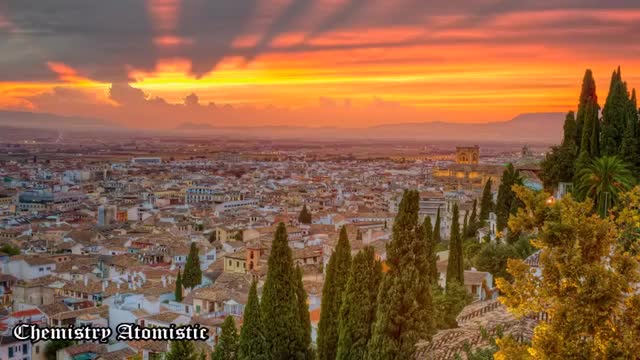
[2,0,640,82]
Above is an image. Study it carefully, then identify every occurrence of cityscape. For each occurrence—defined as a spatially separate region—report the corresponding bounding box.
[1,1,640,360]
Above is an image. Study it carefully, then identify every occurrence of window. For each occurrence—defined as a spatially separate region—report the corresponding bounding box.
[35,346,39,354]
[9,347,13,357]
[39,268,44,272]
[22,344,27,354]
[46,267,51,271]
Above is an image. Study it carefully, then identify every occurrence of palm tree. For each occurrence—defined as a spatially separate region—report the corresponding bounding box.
[576,156,635,217]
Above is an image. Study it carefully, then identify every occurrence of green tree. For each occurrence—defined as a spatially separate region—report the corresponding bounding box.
[540,111,579,189]
[432,282,470,330]
[576,156,635,217]
[496,186,640,358]
[423,216,438,284]
[473,243,519,281]
[479,179,494,223]
[466,199,478,238]
[446,203,464,288]
[318,226,352,360]
[212,316,238,360]
[174,270,183,302]
[0,244,20,256]
[261,223,308,359]
[575,69,601,158]
[165,341,199,360]
[45,340,75,360]
[368,190,435,359]
[496,164,522,231]
[238,281,267,360]
[462,211,468,240]
[336,247,382,360]
[601,67,628,156]
[621,88,639,175]
[433,207,442,243]
[182,242,202,289]
[298,204,312,224]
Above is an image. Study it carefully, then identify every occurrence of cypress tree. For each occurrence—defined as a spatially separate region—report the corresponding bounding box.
[165,341,199,360]
[368,190,435,359]
[336,247,382,360]
[575,69,599,155]
[183,242,202,289]
[467,199,478,238]
[602,67,628,156]
[238,281,267,360]
[212,316,238,360]
[298,204,312,224]
[496,164,521,231]
[318,227,352,360]
[462,211,468,240]
[541,111,579,189]
[433,207,441,243]
[423,216,438,285]
[174,270,183,302]
[261,223,307,359]
[479,179,493,223]
[562,110,578,147]
[621,88,639,176]
[446,203,464,288]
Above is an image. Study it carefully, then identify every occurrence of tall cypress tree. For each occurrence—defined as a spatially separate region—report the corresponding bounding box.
[261,223,307,359]
[318,227,352,360]
[446,203,464,288]
[541,111,579,189]
[602,67,628,156]
[621,88,639,176]
[479,179,493,223]
[466,199,478,238]
[212,316,238,360]
[576,69,599,155]
[575,69,601,181]
[496,164,521,231]
[336,247,382,360]
[433,207,441,243]
[174,270,183,302]
[238,281,267,360]
[462,211,468,240]
[368,190,435,359]
[423,216,438,285]
[183,242,202,289]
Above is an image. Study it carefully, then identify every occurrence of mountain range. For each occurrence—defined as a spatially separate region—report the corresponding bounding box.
[0,110,564,144]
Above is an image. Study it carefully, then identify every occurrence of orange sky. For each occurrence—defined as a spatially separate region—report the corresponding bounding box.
[1,1,640,128]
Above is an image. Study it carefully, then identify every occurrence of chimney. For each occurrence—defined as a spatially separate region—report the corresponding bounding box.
[83,274,88,287]
[161,275,167,288]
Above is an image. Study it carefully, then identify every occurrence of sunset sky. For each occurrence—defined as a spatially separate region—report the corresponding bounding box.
[1,0,640,128]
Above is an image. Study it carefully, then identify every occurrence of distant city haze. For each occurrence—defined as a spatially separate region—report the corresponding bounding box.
[1,1,639,129]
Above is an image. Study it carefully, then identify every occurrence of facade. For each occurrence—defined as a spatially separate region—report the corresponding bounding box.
[0,335,31,360]
[455,145,480,165]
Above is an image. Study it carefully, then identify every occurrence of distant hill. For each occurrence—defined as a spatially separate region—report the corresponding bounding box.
[175,112,565,144]
[360,112,564,142]
[1,110,564,144]
[0,110,112,129]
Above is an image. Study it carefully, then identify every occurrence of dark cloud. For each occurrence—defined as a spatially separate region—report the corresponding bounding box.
[2,0,640,82]
[245,0,314,62]
[303,0,368,41]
